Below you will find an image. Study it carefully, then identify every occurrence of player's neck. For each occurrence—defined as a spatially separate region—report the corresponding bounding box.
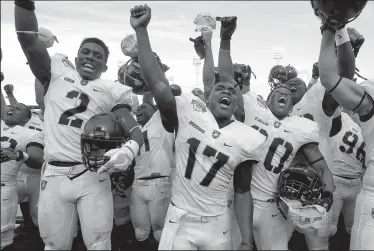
[215,118,234,129]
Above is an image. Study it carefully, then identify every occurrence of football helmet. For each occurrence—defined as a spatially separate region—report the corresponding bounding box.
[268,65,288,89]
[110,161,135,198]
[311,0,368,28]
[277,166,323,206]
[170,84,182,96]
[285,65,298,80]
[118,53,169,95]
[81,113,129,172]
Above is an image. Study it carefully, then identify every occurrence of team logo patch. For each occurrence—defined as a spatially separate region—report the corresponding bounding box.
[61,58,75,70]
[257,96,268,109]
[41,180,47,190]
[81,80,89,86]
[274,121,281,128]
[191,99,207,113]
[212,130,221,139]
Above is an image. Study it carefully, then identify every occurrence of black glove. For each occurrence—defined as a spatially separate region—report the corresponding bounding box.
[317,190,333,212]
[348,27,365,58]
[219,16,237,40]
[190,36,205,60]
[312,62,319,79]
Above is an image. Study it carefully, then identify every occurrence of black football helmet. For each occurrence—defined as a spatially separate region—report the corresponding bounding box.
[277,166,323,206]
[311,0,368,28]
[268,65,288,89]
[118,53,169,95]
[81,113,129,172]
[285,65,298,80]
[170,84,182,96]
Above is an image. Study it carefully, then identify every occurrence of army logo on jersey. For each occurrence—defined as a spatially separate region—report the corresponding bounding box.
[212,130,221,139]
[41,180,48,190]
[274,121,281,128]
[191,99,207,113]
[81,80,89,86]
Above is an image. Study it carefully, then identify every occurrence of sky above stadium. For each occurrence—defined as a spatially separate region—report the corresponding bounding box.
[1,1,373,105]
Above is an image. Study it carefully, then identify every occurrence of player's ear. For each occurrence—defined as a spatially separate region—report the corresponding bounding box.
[75,57,78,66]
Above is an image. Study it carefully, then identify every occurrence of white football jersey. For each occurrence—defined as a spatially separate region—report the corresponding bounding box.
[360,80,374,191]
[330,112,365,178]
[43,53,134,162]
[24,112,44,132]
[134,110,174,179]
[243,92,320,201]
[171,93,266,216]
[290,82,338,170]
[1,120,39,184]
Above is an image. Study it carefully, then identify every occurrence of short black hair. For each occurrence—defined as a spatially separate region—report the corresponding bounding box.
[79,37,110,63]
[18,103,32,119]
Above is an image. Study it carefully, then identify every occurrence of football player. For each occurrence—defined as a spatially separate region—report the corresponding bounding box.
[329,112,365,237]
[268,65,288,90]
[131,102,174,248]
[1,92,43,251]
[14,2,143,250]
[318,24,374,250]
[131,6,266,250]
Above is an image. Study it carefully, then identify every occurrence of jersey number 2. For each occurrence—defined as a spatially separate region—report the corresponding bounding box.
[184,137,229,186]
[58,91,89,129]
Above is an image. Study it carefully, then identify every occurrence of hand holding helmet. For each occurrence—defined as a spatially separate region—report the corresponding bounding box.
[218,16,237,40]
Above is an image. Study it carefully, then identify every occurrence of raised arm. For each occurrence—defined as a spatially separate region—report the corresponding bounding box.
[1,89,6,120]
[201,30,215,101]
[34,78,45,111]
[218,16,244,122]
[4,84,19,105]
[301,143,334,211]
[318,28,372,116]
[15,1,51,87]
[130,4,177,133]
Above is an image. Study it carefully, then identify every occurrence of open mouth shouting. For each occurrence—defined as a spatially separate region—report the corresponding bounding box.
[278,96,287,107]
[290,86,297,94]
[6,111,14,116]
[219,97,231,109]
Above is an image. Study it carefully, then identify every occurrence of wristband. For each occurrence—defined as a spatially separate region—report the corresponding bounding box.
[123,140,140,157]
[16,150,29,162]
[14,0,35,11]
[335,27,350,46]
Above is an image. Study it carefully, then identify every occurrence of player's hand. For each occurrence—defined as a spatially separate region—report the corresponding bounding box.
[0,148,19,161]
[190,35,205,59]
[312,62,319,79]
[201,27,213,45]
[130,4,151,30]
[317,191,333,212]
[3,84,14,96]
[219,16,237,40]
[97,147,135,175]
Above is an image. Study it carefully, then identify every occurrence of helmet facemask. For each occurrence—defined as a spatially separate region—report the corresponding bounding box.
[81,136,125,172]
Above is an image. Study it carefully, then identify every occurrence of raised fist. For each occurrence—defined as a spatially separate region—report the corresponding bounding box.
[219,16,237,40]
[189,36,205,60]
[130,4,151,30]
[348,27,365,57]
[201,28,213,45]
[3,84,14,96]
[312,62,319,79]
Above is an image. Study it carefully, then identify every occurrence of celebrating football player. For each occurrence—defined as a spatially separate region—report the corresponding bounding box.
[130,101,174,249]
[218,22,334,250]
[131,5,266,250]
[329,112,365,238]
[316,12,373,251]
[14,1,143,250]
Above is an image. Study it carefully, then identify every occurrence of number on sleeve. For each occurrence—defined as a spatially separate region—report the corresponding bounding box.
[251,125,268,138]
[29,126,42,132]
[142,130,150,152]
[0,137,18,149]
[58,91,89,128]
[184,138,229,186]
[340,131,358,154]
[301,113,314,121]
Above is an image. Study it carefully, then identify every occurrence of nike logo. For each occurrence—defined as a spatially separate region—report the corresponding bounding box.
[284,129,291,133]
[99,178,108,182]
[296,108,302,111]
[93,89,102,92]
[272,213,279,217]
[169,220,177,224]
[223,229,230,234]
[224,143,232,147]
[10,132,17,134]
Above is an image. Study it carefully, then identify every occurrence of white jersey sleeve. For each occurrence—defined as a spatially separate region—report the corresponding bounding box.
[50,53,75,83]
[359,80,374,190]
[24,113,43,132]
[107,82,134,112]
[26,131,45,149]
